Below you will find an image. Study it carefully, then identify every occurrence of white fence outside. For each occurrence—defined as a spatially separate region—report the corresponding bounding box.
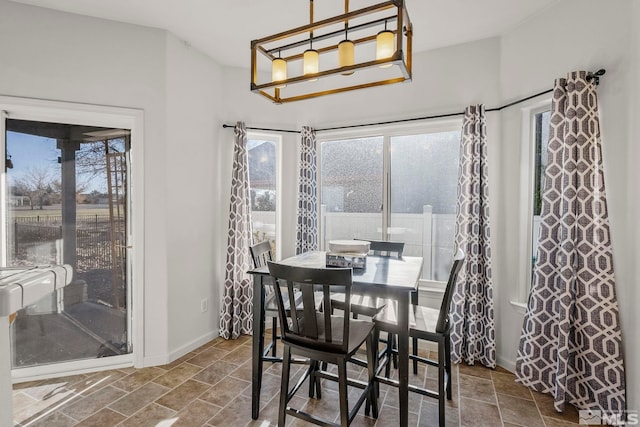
[252,206,456,283]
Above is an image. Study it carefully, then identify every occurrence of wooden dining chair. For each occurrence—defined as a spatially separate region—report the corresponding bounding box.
[249,240,281,363]
[374,248,465,427]
[267,261,379,427]
[250,240,325,366]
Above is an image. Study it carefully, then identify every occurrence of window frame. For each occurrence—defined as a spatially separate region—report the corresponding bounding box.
[246,131,282,260]
[516,99,551,305]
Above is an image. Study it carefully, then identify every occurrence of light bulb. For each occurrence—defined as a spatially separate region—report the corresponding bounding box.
[338,40,355,76]
[272,57,287,89]
[303,49,319,82]
[376,30,394,68]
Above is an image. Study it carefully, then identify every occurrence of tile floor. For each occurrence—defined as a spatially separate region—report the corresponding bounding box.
[12,335,584,426]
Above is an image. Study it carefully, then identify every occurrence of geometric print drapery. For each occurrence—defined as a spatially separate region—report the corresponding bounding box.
[296,126,318,254]
[220,122,254,339]
[450,104,496,368]
[515,71,626,413]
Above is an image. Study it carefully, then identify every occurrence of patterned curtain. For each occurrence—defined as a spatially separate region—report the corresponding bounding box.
[219,122,254,339]
[295,126,318,254]
[515,72,626,413]
[450,104,496,368]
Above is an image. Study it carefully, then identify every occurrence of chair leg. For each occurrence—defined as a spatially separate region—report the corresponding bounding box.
[384,333,394,378]
[392,334,398,369]
[444,334,452,400]
[337,358,349,427]
[308,360,322,399]
[366,334,379,419]
[315,363,322,399]
[373,328,381,398]
[412,337,418,375]
[309,360,316,398]
[279,345,292,427]
[437,338,446,427]
[271,317,278,358]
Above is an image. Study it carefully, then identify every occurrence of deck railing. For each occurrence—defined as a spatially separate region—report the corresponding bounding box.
[252,205,456,282]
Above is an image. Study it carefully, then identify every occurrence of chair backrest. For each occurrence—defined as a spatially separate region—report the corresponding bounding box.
[436,248,465,333]
[367,240,404,258]
[249,240,273,268]
[267,261,353,354]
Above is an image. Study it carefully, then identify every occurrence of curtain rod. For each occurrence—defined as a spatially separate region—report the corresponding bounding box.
[220,124,301,134]
[222,69,605,133]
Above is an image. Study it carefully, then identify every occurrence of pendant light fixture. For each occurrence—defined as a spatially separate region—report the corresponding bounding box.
[251,0,413,103]
[303,0,319,81]
[376,20,395,68]
[338,0,355,76]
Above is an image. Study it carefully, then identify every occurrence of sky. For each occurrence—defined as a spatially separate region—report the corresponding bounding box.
[6,131,107,193]
[6,131,60,180]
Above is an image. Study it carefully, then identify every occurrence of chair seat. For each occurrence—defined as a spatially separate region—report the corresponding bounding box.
[330,293,388,317]
[374,303,442,337]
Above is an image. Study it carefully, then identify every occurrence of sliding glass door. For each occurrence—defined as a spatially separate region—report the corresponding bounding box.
[3,116,133,372]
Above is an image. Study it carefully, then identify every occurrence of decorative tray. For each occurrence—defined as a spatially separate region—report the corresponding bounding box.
[326,252,367,269]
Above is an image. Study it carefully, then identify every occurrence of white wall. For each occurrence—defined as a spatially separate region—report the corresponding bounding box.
[627,0,640,412]
[164,33,222,356]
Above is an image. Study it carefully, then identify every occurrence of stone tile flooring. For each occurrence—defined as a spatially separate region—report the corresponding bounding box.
[12,335,583,426]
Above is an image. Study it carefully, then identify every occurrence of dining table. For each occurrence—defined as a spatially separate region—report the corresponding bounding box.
[249,250,423,427]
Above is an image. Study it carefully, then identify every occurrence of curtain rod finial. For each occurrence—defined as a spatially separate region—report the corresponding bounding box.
[587,68,606,85]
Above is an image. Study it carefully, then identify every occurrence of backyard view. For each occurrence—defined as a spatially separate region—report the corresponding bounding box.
[321,130,461,282]
[5,119,130,368]
[10,207,124,306]
[248,137,277,254]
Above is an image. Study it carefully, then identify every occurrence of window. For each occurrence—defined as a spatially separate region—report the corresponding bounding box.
[531,110,550,279]
[319,122,461,285]
[247,133,280,258]
[516,101,551,305]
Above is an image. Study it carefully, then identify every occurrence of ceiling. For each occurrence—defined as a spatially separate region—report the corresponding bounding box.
[10,0,558,68]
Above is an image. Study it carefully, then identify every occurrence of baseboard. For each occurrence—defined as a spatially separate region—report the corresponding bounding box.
[168,330,219,364]
[496,355,516,373]
[142,354,171,368]
[141,329,219,368]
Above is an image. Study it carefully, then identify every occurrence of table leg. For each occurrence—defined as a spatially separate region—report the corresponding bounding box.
[1,316,13,427]
[251,275,266,420]
[397,293,410,427]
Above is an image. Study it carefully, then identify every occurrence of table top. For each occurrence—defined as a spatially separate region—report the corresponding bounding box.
[249,251,423,297]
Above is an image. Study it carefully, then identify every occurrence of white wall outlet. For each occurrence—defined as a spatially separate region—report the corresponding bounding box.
[201,298,208,313]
